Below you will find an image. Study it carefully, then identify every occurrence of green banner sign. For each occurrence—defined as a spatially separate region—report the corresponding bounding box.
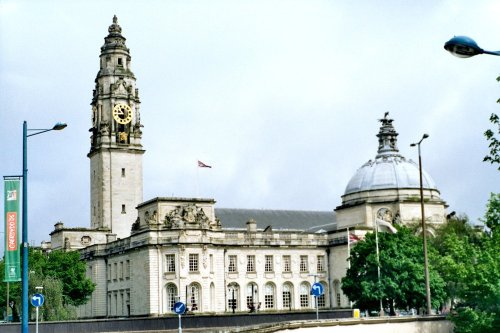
[4,178,21,282]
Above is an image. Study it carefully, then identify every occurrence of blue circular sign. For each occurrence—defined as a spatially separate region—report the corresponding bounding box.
[31,293,45,307]
[311,282,324,296]
[173,301,186,314]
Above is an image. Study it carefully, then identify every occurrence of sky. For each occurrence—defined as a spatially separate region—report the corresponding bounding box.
[1,0,499,255]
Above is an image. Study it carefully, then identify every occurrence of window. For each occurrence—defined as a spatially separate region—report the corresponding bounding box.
[300,255,308,272]
[188,283,200,311]
[227,283,239,311]
[107,264,111,281]
[118,58,123,65]
[282,283,292,309]
[166,284,177,311]
[246,255,255,272]
[318,293,326,308]
[121,204,126,214]
[120,261,124,280]
[334,280,341,307]
[317,255,325,272]
[189,254,199,272]
[265,255,274,272]
[282,255,291,272]
[264,283,275,309]
[125,260,130,279]
[114,262,118,280]
[246,283,258,311]
[166,254,175,273]
[228,255,237,272]
[300,283,310,308]
[210,254,214,272]
[121,168,125,177]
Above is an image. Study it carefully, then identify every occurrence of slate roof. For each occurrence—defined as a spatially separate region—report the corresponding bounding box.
[214,208,337,232]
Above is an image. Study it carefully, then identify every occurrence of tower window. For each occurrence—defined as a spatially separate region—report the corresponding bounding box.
[121,204,126,214]
[121,168,126,177]
[118,58,123,65]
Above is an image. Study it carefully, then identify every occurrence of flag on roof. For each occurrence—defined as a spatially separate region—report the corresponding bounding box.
[198,160,212,168]
[349,233,361,244]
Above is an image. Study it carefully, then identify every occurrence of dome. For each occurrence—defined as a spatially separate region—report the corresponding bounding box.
[344,113,438,196]
[344,155,437,195]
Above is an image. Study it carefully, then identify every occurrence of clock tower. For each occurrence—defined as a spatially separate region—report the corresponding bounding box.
[88,16,144,239]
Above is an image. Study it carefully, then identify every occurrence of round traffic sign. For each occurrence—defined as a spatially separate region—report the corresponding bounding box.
[311,282,324,296]
[173,301,186,314]
[31,293,45,307]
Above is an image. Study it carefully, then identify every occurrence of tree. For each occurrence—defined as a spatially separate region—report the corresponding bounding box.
[432,196,500,333]
[0,248,94,321]
[342,226,446,315]
[484,112,500,170]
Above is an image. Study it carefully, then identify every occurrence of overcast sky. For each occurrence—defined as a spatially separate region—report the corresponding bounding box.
[1,0,499,255]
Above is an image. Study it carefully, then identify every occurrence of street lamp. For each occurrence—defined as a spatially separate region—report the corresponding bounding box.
[22,121,66,333]
[444,36,500,58]
[410,134,432,315]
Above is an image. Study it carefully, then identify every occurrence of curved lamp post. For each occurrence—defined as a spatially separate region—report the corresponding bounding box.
[22,121,66,333]
[410,134,432,315]
[444,36,500,58]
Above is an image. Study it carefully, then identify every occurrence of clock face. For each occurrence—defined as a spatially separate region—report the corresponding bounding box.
[112,103,133,124]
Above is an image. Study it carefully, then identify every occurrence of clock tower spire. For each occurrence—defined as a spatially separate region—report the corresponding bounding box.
[88,16,144,239]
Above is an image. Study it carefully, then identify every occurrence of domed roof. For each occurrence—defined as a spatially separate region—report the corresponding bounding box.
[344,113,437,196]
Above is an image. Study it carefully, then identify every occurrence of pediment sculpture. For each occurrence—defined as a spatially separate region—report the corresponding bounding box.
[164,204,213,230]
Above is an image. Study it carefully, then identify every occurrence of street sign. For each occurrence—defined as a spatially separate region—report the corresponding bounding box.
[31,293,45,307]
[173,301,186,315]
[311,282,324,296]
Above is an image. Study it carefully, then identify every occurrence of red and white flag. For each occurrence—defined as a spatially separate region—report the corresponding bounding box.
[198,160,212,168]
[349,233,361,244]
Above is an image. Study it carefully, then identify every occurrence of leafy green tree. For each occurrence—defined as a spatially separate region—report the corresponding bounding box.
[342,226,446,314]
[0,248,94,321]
[44,250,94,306]
[433,195,500,333]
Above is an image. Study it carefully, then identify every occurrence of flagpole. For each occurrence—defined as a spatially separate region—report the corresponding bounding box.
[375,220,383,316]
[196,160,199,198]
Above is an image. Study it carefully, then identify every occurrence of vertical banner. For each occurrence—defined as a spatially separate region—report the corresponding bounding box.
[4,178,21,282]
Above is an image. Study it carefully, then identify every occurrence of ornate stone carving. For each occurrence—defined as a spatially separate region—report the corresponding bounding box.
[164,204,213,230]
[377,207,393,222]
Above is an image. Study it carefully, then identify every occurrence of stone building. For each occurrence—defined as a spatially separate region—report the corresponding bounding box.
[46,17,448,318]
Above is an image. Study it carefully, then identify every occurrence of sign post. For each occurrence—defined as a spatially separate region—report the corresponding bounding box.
[173,301,186,333]
[31,293,44,333]
[311,282,324,320]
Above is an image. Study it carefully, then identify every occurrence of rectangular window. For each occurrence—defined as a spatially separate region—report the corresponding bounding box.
[107,264,111,281]
[166,254,176,273]
[265,294,274,309]
[283,255,291,272]
[189,254,199,272]
[300,255,308,272]
[265,255,274,272]
[228,255,237,272]
[246,255,255,272]
[300,294,309,308]
[120,261,124,280]
[283,290,291,309]
[210,254,214,273]
[121,204,126,214]
[121,168,125,177]
[114,262,118,280]
[125,260,130,279]
[317,255,325,272]
[318,294,326,308]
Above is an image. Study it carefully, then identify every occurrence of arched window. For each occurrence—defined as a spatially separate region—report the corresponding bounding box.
[264,283,275,309]
[165,283,177,312]
[299,282,311,308]
[227,283,240,312]
[246,282,259,312]
[317,281,327,308]
[333,280,341,307]
[188,283,201,312]
[282,282,293,310]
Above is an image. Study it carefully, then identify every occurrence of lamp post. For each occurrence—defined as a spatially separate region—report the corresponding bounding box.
[410,134,432,315]
[444,36,500,58]
[22,121,66,333]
